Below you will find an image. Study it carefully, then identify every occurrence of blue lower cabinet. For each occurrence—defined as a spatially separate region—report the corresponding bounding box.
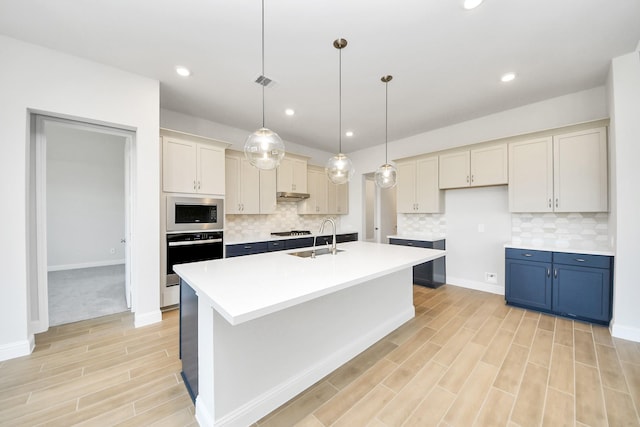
[226,242,268,257]
[389,238,446,288]
[505,248,613,325]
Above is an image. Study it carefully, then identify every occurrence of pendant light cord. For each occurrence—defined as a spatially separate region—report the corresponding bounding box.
[385,79,388,164]
[261,0,265,128]
[338,45,342,154]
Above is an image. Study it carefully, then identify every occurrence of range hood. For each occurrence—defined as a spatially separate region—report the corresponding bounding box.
[276,192,310,202]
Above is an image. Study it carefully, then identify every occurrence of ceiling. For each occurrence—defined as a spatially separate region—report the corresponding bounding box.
[1,0,639,153]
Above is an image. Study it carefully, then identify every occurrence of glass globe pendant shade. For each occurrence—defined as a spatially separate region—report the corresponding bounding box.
[325,153,355,185]
[374,163,398,189]
[244,127,285,170]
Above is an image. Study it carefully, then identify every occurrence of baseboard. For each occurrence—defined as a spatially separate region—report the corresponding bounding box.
[611,320,640,343]
[48,259,125,272]
[206,307,415,427]
[447,276,505,295]
[0,338,32,362]
[134,310,162,328]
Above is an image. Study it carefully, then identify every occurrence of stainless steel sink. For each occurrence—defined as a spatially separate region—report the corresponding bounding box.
[288,248,345,258]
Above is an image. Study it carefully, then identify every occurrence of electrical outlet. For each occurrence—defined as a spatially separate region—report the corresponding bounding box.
[110,248,116,254]
[485,272,497,283]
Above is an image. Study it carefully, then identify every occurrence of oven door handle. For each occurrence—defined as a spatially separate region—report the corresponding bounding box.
[168,239,223,247]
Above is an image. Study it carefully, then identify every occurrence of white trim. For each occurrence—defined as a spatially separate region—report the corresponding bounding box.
[611,320,640,343]
[47,260,125,272]
[134,310,163,328]
[0,339,32,362]
[446,276,505,295]
[33,116,50,334]
[202,307,414,427]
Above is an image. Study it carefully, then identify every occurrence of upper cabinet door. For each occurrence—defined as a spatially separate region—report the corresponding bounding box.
[553,127,608,213]
[197,144,225,195]
[225,155,241,214]
[471,144,508,187]
[396,161,417,213]
[509,137,554,212]
[259,168,277,214]
[163,138,198,193]
[277,156,308,193]
[439,151,470,189]
[415,156,443,213]
[240,157,260,214]
[291,158,308,193]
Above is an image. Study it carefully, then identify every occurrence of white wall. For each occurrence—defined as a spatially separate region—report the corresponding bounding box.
[0,35,161,361]
[46,123,125,269]
[160,108,334,166]
[344,87,608,295]
[608,49,640,341]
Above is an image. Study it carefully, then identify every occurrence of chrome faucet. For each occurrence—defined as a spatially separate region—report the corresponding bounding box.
[318,218,337,255]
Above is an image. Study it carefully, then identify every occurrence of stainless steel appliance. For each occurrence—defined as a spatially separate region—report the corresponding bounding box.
[166,231,224,287]
[167,196,223,231]
[270,230,311,236]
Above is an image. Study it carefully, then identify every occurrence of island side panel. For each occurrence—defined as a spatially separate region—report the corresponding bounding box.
[207,267,414,426]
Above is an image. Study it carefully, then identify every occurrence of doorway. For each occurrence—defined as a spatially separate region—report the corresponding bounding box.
[363,173,397,243]
[30,115,134,332]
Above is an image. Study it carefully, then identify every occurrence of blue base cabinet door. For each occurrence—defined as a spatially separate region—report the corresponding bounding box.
[505,258,552,311]
[552,263,612,323]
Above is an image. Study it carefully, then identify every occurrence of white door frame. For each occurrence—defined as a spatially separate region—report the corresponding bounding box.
[31,114,134,334]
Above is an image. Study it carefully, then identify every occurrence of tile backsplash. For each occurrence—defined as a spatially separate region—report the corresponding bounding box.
[511,212,609,250]
[397,213,447,238]
[225,202,340,241]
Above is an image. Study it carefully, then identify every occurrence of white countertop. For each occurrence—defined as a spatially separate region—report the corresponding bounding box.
[387,234,446,242]
[174,241,446,326]
[504,242,615,256]
[225,231,358,245]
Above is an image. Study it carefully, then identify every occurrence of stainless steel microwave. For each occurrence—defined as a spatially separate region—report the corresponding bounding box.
[166,196,224,231]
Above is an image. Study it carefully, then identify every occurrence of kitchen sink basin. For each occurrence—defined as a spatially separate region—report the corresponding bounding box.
[288,248,345,258]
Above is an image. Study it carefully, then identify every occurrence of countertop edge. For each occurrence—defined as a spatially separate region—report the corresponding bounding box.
[387,235,446,242]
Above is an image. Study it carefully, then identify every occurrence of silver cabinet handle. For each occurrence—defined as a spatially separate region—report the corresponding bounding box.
[197,181,201,190]
[193,180,197,190]
[555,198,559,208]
[466,175,470,183]
[471,175,474,183]
[575,258,586,262]
[554,269,558,279]
[547,268,550,277]
[548,198,552,208]
[522,253,533,257]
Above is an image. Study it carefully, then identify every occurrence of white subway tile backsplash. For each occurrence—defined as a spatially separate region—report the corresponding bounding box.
[511,212,610,250]
[225,202,340,241]
[397,213,447,238]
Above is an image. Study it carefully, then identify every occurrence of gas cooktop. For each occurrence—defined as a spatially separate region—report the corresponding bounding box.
[270,230,312,237]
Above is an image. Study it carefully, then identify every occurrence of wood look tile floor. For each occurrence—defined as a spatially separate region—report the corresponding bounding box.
[2,285,639,426]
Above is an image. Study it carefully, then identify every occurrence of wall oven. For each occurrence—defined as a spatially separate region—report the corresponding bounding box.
[166,231,224,288]
[167,196,224,232]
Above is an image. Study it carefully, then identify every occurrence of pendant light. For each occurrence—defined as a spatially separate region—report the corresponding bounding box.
[374,75,398,189]
[244,0,285,170]
[325,38,355,185]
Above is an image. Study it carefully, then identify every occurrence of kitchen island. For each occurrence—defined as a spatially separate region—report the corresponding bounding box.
[174,241,446,427]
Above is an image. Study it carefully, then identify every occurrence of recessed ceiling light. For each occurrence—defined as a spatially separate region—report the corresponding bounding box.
[175,66,191,77]
[285,108,295,116]
[501,72,516,82]
[463,0,484,10]
[345,131,354,137]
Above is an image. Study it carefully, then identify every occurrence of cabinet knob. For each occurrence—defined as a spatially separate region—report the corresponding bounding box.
[554,269,558,279]
[193,180,197,190]
[555,198,559,208]
[466,175,470,183]
[547,268,551,277]
[548,198,552,208]
[471,175,474,183]
[197,181,201,190]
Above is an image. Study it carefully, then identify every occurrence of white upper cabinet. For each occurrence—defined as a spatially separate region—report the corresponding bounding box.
[162,135,226,195]
[396,155,443,213]
[508,137,553,212]
[226,151,276,215]
[508,127,608,213]
[299,166,328,214]
[277,156,308,193]
[328,181,349,214]
[553,127,608,212]
[439,144,508,189]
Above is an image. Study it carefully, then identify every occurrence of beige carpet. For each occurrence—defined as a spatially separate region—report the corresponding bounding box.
[47,264,128,326]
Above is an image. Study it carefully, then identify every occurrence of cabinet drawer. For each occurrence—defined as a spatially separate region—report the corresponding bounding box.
[505,248,552,263]
[553,252,611,269]
[285,237,314,250]
[389,238,432,249]
[337,233,358,243]
[267,241,286,252]
[226,242,268,257]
